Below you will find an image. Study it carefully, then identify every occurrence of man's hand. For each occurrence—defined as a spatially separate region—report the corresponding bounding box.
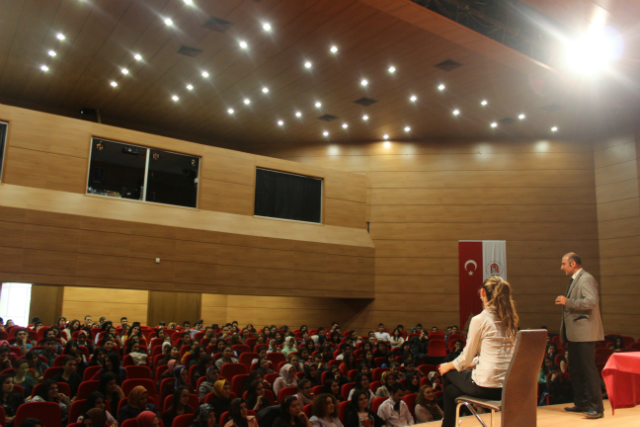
[555,296,567,305]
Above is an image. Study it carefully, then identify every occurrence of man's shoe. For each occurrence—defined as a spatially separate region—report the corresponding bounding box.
[564,406,586,413]
[583,411,604,419]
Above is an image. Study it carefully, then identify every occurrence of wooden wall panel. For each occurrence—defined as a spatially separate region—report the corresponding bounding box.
[29,285,64,326]
[147,291,201,328]
[62,286,149,325]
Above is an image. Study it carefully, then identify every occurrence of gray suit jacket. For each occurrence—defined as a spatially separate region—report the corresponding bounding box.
[560,269,605,343]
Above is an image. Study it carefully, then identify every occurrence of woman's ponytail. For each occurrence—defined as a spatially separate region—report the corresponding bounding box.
[482,276,519,340]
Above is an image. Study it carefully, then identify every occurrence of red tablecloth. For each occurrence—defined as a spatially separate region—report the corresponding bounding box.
[602,352,640,414]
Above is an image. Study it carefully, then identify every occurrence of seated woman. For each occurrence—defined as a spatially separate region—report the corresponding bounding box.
[273,395,312,427]
[136,410,162,427]
[215,347,238,370]
[250,348,267,366]
[327,366,349,388]
[389,329,404,350]
[344,390,384,427]
[89,347,108,367]
[159,345,180,367]
[181,342,201,366]
[29,379,71,424]
[209,380,233,424]
[437,276,519,427]
[303,364,321,388]
[198,366,220,402]
[223,398,259,427]
[125,341,148,366]
[322,379,343,403]
[12,358,36,396]
[295,379,314,407]
[244,370,271,393]
[245,380,270,414]
[404,373,420,394]
[256,358,275,378]
[273,364,298,398]
[77,391,118,425]
[175,366,193,393]
[289,354,303,374]
[99,372,125,412]
[93,353,127,384]
[372,342,387,360]
[339,354,358,377]
[428,371,443,392]
[361,351,375,371]
[117,386,160,424]
[189,403,217,427]
[374,372,396,398]
[611,337,626,353]
[24,350,48,382]
[414,385,444,423]
[347,373,374,407]
[282,337,297,359]
[65,319,82,340]
[297,348,311,367]
[0,374,24,426]
[162,386,194,427]
[560,350,570,373]
[266,339,280,354]
[309,394,343,427]
[539,356,553,383]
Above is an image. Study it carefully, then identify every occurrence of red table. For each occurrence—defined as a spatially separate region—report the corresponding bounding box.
[602,352,640,414]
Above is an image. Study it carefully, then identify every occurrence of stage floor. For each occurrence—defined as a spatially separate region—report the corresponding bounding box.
[422,401,640,426]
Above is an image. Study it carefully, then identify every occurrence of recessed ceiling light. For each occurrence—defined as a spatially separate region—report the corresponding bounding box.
[362,115,369,121]
[134,53,142,61]
[48,50,56,57]
[304,61,312,69]
[342,123,348,129]
[551,126,558,132]
[262,23,272,32]
[315,101,322,108]
[388,66,396,73]
[481,100,488,106]
[186,84,193,90]
[110,81,117,87]
[239,40,248,49]
[243,98,251,105]
[295,111,302,117]
[410,95,417,102]
[227,108,234,115]
[277,120,284,126]
[491,122,498,128]
[453,109,460,116]
[518,113,526,120]
[171,95,179,102]
[383,134,389,140]
[121,68,129,75]
[323,131,329,137]
[330,46,338,54]
[360,79,368,87]
[164,18,173,26]
[438,84,445,91]
[201,71,209,78]
[56,33,65,41]
[40,65,49,72]
[183,0,193,4]
[404,126,411,132]
[384,141,391,148]
[262,87,269,94]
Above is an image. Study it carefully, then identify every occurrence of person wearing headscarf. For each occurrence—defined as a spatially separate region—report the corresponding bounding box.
[77,391,118,425]
[266,340,280,354]
[84,407,107,427]
[282,337,297,359]
[273,364,297,398]
[210,380,233,425]
[224,398,258,427]
[117,386,159,424]
[198,366,220,401]
[190,403,219,427]
[136,410,161,427]
[174,365,193,392]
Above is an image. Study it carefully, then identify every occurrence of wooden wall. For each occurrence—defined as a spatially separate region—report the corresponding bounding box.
[244,139,601,334]
[29,285,64,326]
[61,287,149,326]
[594,130,640,337]
[147,291,201,328]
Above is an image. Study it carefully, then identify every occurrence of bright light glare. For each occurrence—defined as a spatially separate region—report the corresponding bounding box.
[262,87,269,93]
[518,113,525,120]
[323,131,329,137]
[172,95,179,101]
[551,126,558,132]
[201,71,209,78]
[481,100,488,106]
[564,26,623,74]
[239,41,248,49]
[186,84,193,90]
[362,115,369,121]
[110,81,117,87]
[277,120,284,126]
[228,108,234,115]
[164,18,173,26]
[121,68,129,75]
[453,109,460,116]
[56,33,65,41]
[330,46,338,54]
[360,79,368,87]
[304,61,312,69]
[243,98,251,105]
[134,53,142,61]
[388,66,396,73]
[404,126,411,132]
[438,84,445,91]
[183,0,193,4]
[262,23,272,32]
[384,141,391,148]
[410,95,417,102]
[491,122,498,128]
[48,50,56,57]
[315,102,322,108]
[342,123,348,129]
[383,134,389,140]
[40,65,49,72]
[295,111,302,117]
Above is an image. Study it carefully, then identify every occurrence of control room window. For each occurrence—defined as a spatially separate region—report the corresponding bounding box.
[254,168,322,223]
[87,138,199,208]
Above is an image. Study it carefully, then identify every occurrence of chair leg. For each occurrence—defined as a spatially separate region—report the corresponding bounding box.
[490,409,495,427]
[455,402,464,426]
[462,402,488,427]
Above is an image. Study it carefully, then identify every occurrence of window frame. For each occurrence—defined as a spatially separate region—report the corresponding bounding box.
[0,120,8,183]
[86,136,201,209]
[253,167,324,225]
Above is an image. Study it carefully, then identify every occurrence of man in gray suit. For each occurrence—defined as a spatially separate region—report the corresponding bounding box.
[555,253,605,419]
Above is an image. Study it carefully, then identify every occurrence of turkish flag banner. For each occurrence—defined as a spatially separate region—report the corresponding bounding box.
[459,241,483,327]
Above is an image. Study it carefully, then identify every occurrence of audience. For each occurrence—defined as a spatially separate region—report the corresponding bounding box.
[376,384,413,427]
[209,380,232,424]
[295,379,314,407]
[273,364,297,397]
[273,395,312,427]
[77,391,118,425]
[224,398,258,427]
[98,372,125,412]
[0,374,25,426]
[162,386,194,427]
[51,356,82,398]
[117,386,160,423]
[309,394,343,427]
[348,373,375,407]
[414,385,443,423]
[12,358,36,396]
[29,379,71,424]
[246,380,270,413]
[546,365,573,405]
[198,366,220,401]
[344,390,383,427]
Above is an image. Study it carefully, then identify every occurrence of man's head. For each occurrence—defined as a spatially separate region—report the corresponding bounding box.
[194,319,203,329]
[182,332,191,345]
[561,253,582,276]
[451,325,459,334]
[84,315,92,326]
[120,317,128,326]
[15,328,29,342]
[99,317,106,325]
[389,383,404,403]
[43,337,56,353]
[378,323,385,332]
[551,365,562,379]
[446,326,452,333]
[63,356,77,374]
[431,326,437,332]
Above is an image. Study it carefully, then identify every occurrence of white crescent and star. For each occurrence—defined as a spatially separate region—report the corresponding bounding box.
[464,259,478,276]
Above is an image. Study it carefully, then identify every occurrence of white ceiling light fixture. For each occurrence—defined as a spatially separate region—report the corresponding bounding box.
[183,0,193,4]
[121,68,129,75]
[404,126,411,132]
[481,99,488,106]
[410,95,417,102]
[48,50,56,57]
[134,53,142,61]
[164,18,173,26]
[56,33,65,41]
[262,87,269,94]
[383,134,389,140]
[491,122,498,128]
[171,95,179,102]
[323,131,329,137]
[551,126,558,132]
[201,71,210,78]
[243,98,251,105]
[262,23,272,32]
[40,65,49,72]
[342,123,348,129]
[239,40,248,49]
[360,79,368,87]
[304,61,312,69]
[388,66,396,73]
[227,108,235,115]
[330,45,338,54]
[362,115,369,121]
[438,84,445,91]
[564,26,624,75]
[518,113,526,120]
[277,120,284,126]
[453,109,460,116]
[110,81,118,87]
[186,84,194,91]
[384,141,391,148]
[295,111,302,118]
[315,101,322,108]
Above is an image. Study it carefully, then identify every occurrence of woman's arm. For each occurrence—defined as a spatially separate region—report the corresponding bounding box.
[451,316,482,372]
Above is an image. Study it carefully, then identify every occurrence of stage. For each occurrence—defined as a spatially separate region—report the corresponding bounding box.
[422,401,640,426]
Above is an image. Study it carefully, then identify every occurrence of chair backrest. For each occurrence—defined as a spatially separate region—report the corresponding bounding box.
[266,352,286,366]
[231,374,249,398]
[220,363,247,381]
[53,355,67,367]
[43,366,63,380]
[126,365,152,379]
[500,330,547,427]
[173,413,194,427]
[264,373,279,385]
[238,352,257,371]
[83,366,102,381]
[341,383,355,401]
[121,419,138,427]
[69,399,86,423]
[303,404,313,418]
[428,340,447,357]
[372,367,388,381]
[369,381,381,393]
[371,397,387,414]
[77,380,100,400]
[278,386,298,403]
[338,401,349,423]
[311,385,324,396]
[402,393,417,418]
[15,401,62,427]
[122,378,157,400]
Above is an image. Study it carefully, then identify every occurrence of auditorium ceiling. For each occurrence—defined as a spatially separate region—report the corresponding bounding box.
[0,0,637,148]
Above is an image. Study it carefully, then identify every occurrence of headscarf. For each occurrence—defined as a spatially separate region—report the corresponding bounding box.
[229,398,248,427]
[167,360,179,375]
[86,408,107,427]
[213,380,229,399]
[268,339,278,351]
[128,386,149,410]
[194,403,215,427]
[162,342,171,354]
[279,363,297,386]
[136,410,159,427]
[174,366,186,387]
[285,337,296,349]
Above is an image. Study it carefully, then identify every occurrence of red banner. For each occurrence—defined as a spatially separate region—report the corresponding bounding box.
[459,241,484,328]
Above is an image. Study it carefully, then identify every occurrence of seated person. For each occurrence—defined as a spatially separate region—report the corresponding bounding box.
[273,395,312,427]
[35,337,59,366]
[0,374,25,426]
[376,384,413,427]
[224,398,259,427]
[344,390,384,427]
[546,365,572,405]
[309,393,343,427]
[162,386,194,427]
[414,385,443,423]
[51,356,82,398]
[11,329,33,354]
[12,358,37,396]
[214,347,238,370]
[117,386,160,424]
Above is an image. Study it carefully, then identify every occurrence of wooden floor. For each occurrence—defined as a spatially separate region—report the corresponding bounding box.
[421,401,639,426]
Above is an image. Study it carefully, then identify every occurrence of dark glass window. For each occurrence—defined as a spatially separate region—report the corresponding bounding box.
[254,168,322,223]
[146,150,199,208]
[0,122,7,181]
[87,138,199,208]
